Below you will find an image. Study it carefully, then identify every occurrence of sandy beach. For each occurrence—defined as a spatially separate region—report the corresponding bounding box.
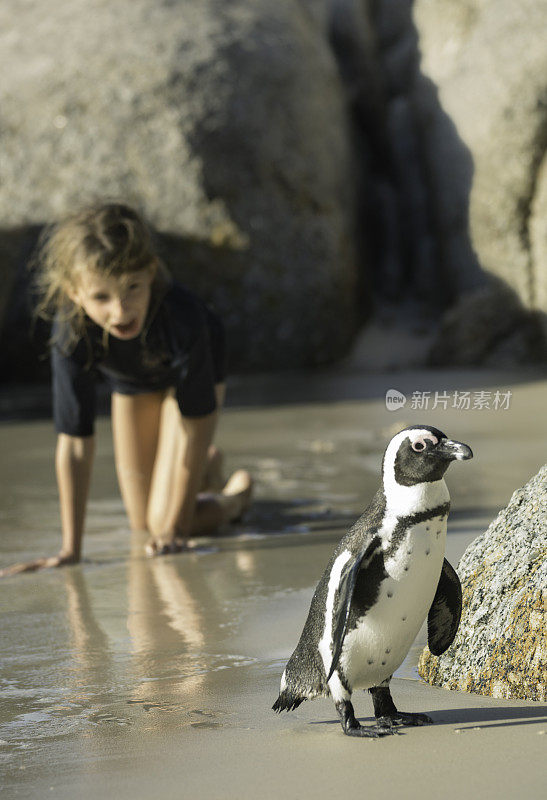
[1,367,546,799]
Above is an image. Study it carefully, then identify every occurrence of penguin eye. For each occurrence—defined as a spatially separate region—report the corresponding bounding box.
[410,433,438,453]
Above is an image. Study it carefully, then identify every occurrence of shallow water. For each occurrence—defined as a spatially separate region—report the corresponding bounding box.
[1,368,546,798]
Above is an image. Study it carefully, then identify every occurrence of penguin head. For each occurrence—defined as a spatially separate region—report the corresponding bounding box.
[383,425,473,488]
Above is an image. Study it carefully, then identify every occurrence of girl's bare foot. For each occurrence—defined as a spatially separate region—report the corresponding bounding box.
[221,469,253,522]
[145,536,188,557]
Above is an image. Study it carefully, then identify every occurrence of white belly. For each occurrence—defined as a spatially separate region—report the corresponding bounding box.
[340,514,447,689]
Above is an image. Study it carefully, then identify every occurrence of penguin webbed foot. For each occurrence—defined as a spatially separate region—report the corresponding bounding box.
[336,700,397,738]
[369,685,433,727]
[344,722,399,738]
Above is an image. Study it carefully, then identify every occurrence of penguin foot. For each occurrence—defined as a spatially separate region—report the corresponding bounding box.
[369,687,433,727]
[344,722,397,738]
[336,700,396,738]
[376,712,433,728]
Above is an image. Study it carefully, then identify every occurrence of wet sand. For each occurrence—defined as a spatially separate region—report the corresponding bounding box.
[1,368,546,799]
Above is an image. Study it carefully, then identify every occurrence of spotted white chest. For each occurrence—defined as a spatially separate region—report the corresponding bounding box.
[336,513,447,692]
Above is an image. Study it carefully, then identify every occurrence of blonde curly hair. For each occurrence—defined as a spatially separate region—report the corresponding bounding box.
[33,201,164,349]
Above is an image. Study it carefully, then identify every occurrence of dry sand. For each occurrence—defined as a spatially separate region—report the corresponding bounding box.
[0,367,546,799]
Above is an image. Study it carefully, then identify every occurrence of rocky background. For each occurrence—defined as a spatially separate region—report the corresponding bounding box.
[419,465,547,702]
[1,0,547,378]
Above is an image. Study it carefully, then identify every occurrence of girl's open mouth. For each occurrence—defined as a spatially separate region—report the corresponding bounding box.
[111,319,140,338]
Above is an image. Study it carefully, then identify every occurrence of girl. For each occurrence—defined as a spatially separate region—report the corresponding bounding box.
[4,202,252,573]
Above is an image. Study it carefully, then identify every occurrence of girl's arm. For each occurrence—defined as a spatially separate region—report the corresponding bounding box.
[56,433,96,561]
[0,434,95,576]
[150,411,217,548]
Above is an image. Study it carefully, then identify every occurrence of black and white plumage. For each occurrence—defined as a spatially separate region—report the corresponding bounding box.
[273,425,472,737]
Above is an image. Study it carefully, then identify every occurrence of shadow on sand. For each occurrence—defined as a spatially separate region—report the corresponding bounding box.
[314,704,546,730]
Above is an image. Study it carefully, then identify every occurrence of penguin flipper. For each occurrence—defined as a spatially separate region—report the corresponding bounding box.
[327,536,382,682]
[427,558,462,655]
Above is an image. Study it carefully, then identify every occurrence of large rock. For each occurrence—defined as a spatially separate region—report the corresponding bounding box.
[413,0,547,342]
[329,0,445,308]
[428,279,547,367]
[0,0,357,375]
[419,466,547,702]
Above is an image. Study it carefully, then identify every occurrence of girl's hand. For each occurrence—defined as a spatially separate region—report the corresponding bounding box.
[144,536,188,557]
[0,552,78,577]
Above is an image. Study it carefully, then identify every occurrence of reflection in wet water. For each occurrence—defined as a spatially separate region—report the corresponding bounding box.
[128,549,207,700]
[0,524,338,775]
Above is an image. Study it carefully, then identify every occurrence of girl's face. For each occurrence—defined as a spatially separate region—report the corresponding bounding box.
[69,266,155,340]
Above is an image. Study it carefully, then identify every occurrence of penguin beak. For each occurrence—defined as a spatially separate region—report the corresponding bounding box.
[436,439,473,461]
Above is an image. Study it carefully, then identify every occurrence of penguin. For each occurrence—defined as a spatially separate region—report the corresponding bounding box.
[273,425,472,737]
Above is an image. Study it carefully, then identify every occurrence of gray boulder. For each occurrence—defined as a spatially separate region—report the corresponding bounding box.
[428,280,547,367]
[419,465,547,702]
[0,0,357,373]
[413,0,547,348]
